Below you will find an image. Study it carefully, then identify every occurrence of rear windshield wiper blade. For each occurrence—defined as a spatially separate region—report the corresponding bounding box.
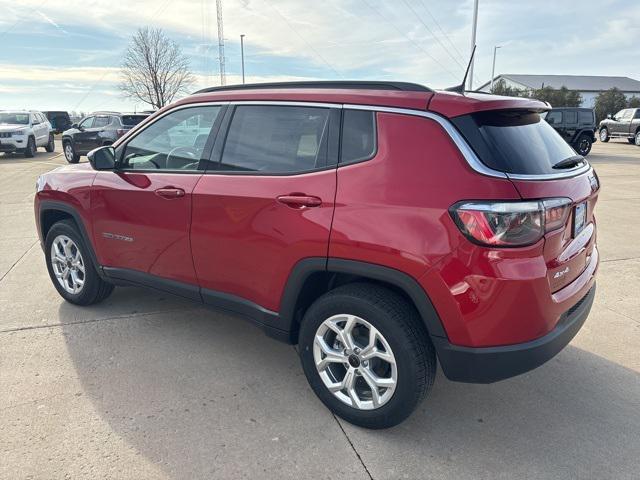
[553,155,585,169]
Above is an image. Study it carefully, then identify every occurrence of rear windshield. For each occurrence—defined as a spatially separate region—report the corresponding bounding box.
[452,110,579,175]
[121,115,148,126]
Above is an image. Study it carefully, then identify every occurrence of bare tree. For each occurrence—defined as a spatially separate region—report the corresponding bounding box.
[120,27,194,109]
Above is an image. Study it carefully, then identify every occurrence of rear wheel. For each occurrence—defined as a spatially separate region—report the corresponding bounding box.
[45,134,55,152]
[574,133,592,156]
[299,283,436,429]
[45,220,114,305]
[63,141,79,163]
[635,131,640,147]
[23,136,36,157]
[599,128,610,142]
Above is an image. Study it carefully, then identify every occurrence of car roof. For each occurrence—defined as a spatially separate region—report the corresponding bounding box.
[178,81,548,118]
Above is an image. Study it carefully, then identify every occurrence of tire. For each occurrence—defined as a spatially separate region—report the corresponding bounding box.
[298,283,436,429]
[23,136,36,158]
[45,219,114,305]
[635,131,640,147]
[45,134,55,153]
[574,133,592,156]
[63,140,80,163]
[599,128,610,143]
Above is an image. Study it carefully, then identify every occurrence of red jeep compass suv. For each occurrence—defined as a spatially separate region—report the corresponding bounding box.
[35,81,599,428]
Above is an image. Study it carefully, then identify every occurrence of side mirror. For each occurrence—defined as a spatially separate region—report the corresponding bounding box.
[71,123,79,129]
[607,114,612,119]
[88,146,116,171]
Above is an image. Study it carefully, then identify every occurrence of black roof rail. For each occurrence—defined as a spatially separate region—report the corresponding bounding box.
[194,81,432,94]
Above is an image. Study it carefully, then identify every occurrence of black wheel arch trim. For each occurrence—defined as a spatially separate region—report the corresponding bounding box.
[38,200,104,279]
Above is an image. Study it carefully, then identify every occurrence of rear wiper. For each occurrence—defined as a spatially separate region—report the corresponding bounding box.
[553,155,585,169]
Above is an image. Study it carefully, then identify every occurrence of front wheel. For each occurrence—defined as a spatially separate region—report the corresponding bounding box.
[63,141,80,163]
[299,283,436,429]
[23,136,36,157]
[635,131,640,147]
[45,220,114,305]
[599,128,610,143]
[45,134,55,152]
[574,134,592,156]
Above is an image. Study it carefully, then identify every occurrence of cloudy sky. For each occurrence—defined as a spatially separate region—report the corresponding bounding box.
[0,0,638,113]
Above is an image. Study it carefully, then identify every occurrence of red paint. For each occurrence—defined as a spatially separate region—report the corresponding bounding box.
[36,86,599,351]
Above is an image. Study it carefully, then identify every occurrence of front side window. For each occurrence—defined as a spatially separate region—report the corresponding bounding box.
[341,109,376,163]
[635,110,640,119]
[545,111,562,125]
[217,105,330,173]
[120,106,221,171]
[79,117,94,129]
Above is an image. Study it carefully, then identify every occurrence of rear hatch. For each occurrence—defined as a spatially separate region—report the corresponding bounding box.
[452,109,600,292]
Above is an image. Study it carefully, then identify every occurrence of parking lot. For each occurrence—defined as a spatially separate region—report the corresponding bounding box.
[1,139,639,479]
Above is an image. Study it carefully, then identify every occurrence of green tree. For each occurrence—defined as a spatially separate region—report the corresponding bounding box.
[627,96,640,108]
[491,78,528,97]
[529,86,582,107]
[594,88,628,123]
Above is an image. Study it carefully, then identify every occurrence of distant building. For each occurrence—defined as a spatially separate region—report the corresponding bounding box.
[478,74,640,107]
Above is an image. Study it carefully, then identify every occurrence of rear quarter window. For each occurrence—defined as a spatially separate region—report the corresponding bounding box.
[578,110,594,124]
[340,110,376,163]
[452,110,579,175]
[121,115,148,126]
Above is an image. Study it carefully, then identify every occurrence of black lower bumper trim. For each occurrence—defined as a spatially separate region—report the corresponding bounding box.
[434,285,596,384]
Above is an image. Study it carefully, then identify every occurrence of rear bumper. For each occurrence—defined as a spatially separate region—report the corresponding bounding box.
[433,284,595,383]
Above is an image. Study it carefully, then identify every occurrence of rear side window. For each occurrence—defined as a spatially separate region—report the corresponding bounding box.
[218,105,330,173]
[564,111,577,124]
[545,111,562,125]
[453,110,579,175]
[578,110,594,124]
[121,115,148,126]
[341,110,376,163]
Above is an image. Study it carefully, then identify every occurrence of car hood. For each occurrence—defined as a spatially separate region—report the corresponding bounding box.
[0,124,28,132]
[50,162,93,174]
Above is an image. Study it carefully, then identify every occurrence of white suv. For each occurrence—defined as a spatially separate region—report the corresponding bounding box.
[0,110,55,157]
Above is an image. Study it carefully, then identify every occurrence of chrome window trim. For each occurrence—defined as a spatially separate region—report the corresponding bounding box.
[120,99,592,181]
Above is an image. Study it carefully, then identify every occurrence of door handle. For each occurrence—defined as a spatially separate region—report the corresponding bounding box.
[155,187,185,199]
[277,194,322,209]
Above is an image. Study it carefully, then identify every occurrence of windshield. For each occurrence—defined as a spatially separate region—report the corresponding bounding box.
[0,112,30,125]
[452,110,579,175]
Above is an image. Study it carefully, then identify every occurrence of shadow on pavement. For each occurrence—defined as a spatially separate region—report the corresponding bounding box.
[60,292,640,479]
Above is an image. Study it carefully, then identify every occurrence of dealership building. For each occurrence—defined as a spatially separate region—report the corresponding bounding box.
[478,74,640,107]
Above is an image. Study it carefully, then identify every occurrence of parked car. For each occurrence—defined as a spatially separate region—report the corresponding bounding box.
[34,81,599,428]
[62,112,150,163]
[0,110,54,157]
[42,111,72,134]
[543,107,597,155]
[598,108,640,146]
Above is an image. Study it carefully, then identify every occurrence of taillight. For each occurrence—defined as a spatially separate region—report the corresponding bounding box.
[451,198,571,247]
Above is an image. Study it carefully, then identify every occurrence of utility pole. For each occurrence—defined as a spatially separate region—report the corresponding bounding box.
[215,0,226,86]
[468,0,479,90]
[240,34,246,84]
[490,45,502,92]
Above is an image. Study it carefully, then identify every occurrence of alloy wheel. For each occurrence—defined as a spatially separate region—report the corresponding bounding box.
[635,132,640,146]
[600,129,608,142]
[64,144,74,162]
[50,234,85,294]
[313,314,397,410]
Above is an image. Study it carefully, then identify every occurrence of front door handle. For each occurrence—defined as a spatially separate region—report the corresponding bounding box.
[277,194,322,209]
[155,187,185,199]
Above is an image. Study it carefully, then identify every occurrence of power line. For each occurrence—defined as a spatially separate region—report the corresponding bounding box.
[417,0,466,60]
[361,0,459,82]
[259,0,342,79]
[399,0,466,71]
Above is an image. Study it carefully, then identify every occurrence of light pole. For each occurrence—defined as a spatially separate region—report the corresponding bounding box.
[467,0,479,90]
[240,34,246,84]
[490,45,502,92]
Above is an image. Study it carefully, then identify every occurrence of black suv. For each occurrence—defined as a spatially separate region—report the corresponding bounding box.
[543,107,596,156]
[42,111,72,134]
[62,112,149,163]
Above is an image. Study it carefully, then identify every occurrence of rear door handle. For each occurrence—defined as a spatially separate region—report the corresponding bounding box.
[277,194,322,209]
[155,187,185,199]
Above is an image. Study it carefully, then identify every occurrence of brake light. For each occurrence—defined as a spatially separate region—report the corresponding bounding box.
[451,198,571,247]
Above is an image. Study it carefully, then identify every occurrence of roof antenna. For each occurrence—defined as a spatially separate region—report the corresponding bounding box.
[445,45,476,94]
